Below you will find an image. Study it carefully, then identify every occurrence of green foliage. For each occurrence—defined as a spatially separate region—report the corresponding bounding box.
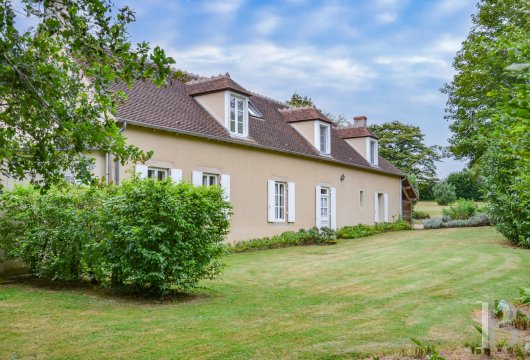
[410,338,446,360]
[228,227,338,253]
[286,93,314,107]
[368,121,444,183]
[442,199,477,220]
[446,170,484,201]
[418,181,436,201]
[0,0,175,186]
[412,210,430,220]
[423,213,492,229]
[337,219,412,239]
[0,180,231,295]
[518,286,530,305]
[432,181,456,206]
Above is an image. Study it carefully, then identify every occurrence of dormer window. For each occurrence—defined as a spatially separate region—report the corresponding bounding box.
[369,139,378,166]
[248,101,263,118]
[315,121,331,154]
[225,92,248,137]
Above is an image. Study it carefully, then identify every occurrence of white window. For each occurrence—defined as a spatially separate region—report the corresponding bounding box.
[367,138,378,166]
[315,185,337,229]
[267,180,295,223]
[248,101,262,118]
[314,121,331,154]
[202,173,219,187]
[147,167,167,181]
[360,190,365,208]
[226,93,248,136]
[320,187,330,227]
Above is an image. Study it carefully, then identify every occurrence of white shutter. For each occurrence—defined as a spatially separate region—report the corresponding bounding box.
[135,164,148,179]
[221,174,231,202]
[315,185,322,228]
[330,187,337,230]
[374,192,379,223]
[192,171,202,186]
[170,168,182,183]
[267,180,275,222]
[287,182,295,223]
[383,193,389,222]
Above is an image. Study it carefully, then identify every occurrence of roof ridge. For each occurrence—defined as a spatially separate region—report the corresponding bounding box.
[186,73,231,85]
[248,90,288,107]
[278,105,317,112]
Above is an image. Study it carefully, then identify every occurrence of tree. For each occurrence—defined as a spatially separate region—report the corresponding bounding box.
[286,93,350,126]
[441,0,529,165]
[446,170,484,201]
[0,0,176,186]
[368,121,443,183]
[432,181,456,206]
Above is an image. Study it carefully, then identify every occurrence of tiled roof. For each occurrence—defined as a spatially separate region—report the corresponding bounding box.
[336,127,379,139]
[185,74,251,96]
[279,107,333,124]
[112,75,403,177]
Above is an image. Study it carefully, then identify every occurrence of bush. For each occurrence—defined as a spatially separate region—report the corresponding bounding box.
[433,181,457,205]
[228,227,337,253]
[442,199,477,220]
[337,219,412,239]
[418,181,436,201]
[423,213,492,229]
[446,170,484,201]
[412,210,430,220]
[0,180,231,296]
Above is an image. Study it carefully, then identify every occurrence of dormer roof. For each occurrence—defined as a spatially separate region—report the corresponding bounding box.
[279,107,333,124]
[185,74,251,97]
[336,126,379,139]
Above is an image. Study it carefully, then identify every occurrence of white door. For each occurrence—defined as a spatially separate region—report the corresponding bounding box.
[320,187,331,228]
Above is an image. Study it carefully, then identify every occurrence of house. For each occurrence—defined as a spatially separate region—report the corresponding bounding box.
[1,73,417,243]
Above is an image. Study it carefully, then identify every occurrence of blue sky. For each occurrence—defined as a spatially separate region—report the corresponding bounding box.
[46,0,482,177]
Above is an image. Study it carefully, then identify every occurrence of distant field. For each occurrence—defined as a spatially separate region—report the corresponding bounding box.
[414,200,487,220]
[1,227,528,359]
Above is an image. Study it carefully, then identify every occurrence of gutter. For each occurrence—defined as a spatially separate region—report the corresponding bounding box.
[117,117,404,178]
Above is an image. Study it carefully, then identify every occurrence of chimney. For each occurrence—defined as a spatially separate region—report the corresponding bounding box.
[353,116,367,128]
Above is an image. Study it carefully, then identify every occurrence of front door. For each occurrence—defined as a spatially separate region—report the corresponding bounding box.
[320,187,331,228]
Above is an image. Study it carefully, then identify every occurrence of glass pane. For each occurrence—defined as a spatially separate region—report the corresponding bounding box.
[148,170,154,178]
[230,97,235,110]
[202,176,208,187]
[320,126,326,151]
[158,171,165,181]
[237,98,243,111]
[238,112,244,133]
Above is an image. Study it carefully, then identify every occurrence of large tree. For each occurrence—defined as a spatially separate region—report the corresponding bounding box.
[368,121,443,183]
[441,0,529,165]
[0,0,176,186]
[286,92,350,126]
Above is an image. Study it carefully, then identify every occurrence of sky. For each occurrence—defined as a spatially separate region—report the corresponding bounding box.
[21,0,480,177]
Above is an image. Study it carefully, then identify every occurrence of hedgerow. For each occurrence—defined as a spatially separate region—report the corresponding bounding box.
[423,213,492,229]
[0,180,231,296]
[337,219,412,239]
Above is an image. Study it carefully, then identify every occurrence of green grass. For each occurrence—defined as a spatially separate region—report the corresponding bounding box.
[1,227,528,359]
[414,201,487,221]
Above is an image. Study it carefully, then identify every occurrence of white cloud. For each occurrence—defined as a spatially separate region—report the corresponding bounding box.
[253,13,281,35]
[376,12,397,24]
[201,0,244,14]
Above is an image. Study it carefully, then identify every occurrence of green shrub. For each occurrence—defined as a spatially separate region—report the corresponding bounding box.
[442,199,477,220]
[446,170,484,201]
[418,181,436,201]
[228,227,337,253]
[518,286,530,305]
[423,213,492,229]
[0,180,231,296]
[337,219,412,239]
[433,181,457,205]
[412,210,430,219]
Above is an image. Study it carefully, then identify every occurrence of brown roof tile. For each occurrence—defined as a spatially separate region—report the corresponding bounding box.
[112,76,403,177]
[185,74,250,96]
[279,107,332,124]
[336,127,379,139]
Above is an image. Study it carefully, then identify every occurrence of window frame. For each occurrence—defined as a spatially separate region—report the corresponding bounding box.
[359,189,365,208]
[225,91,249,137]
[314,121,331,155]
[367,138,379,166]
[147,167,168,181]
[273,181,287,222]
[202,173,219,187]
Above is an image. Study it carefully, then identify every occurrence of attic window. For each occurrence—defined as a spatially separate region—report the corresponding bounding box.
[248,101,263,118]
[225,92,249,137]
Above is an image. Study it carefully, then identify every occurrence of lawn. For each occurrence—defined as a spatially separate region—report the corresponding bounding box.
[413,200,487,219]
[1,227,529,359]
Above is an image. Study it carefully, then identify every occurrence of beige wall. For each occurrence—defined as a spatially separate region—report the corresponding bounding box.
[290,121,316,148]
[193,92,226,126]
[345,137,367,159]
[117,125,402,243]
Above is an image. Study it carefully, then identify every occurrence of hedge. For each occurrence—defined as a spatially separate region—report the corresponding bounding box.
[337,219,412,239]
[0,180,231,296]
[423,213,492,229]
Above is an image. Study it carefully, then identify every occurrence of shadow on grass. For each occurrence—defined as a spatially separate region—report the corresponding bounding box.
[1,274,215,305]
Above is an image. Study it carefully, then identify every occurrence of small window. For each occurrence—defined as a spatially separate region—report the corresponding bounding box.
[148,167,167,180]
[274,181,286,221]
[230,95,246,135]
[359,190,365,208]
[248,101,263,118]
[202,173,219,187]
[317,122,331,154]
[370,140,377,165]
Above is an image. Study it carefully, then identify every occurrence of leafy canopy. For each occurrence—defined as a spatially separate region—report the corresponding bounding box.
[368,121,443,183]
[286,92,350,126]
[0,0,176,186]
